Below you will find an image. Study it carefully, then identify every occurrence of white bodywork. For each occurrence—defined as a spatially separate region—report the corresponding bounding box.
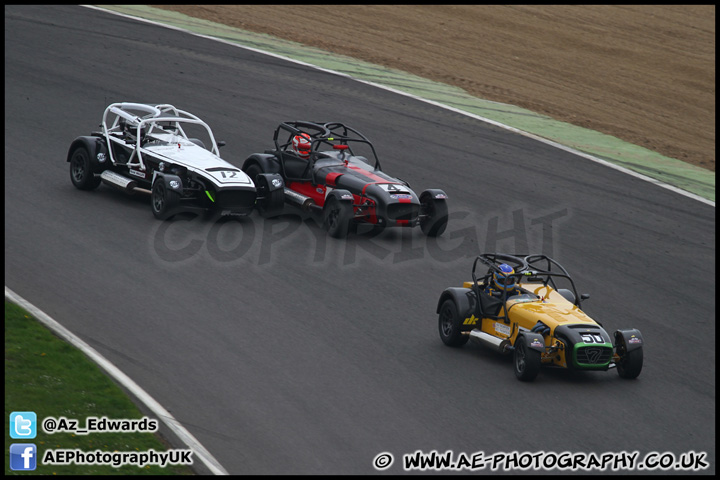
[100,103,252,188]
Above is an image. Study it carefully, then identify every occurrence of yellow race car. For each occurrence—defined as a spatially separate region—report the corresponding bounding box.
[437,253,644,381]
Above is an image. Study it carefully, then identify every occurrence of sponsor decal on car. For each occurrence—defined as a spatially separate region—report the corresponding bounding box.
[531,339,544,348]
[169,180,180,190]
[581,333,606,344]
[128,169,145,178]
[272,178,283,188]
[97,153,106,163]
[628,337,642,344]
[378,183,409,194]
[390,194,413,200]
[341,194,354,200]
[463,315,479,325]
[494,322,511,336]
[435,193,448,199]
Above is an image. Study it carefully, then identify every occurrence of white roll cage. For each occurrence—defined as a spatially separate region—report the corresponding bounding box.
[101,102,222,170]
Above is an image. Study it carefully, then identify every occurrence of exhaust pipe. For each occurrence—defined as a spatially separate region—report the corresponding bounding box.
[469,329,512,354]
[100,170,150,195]
[284,188,320,211]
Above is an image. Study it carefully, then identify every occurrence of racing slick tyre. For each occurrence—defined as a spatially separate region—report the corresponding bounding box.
[151,180,181,220]
[69,146,101,190]
[615,336,643,379]
[438,299,469,347]
[244,163,263,183]
[420,192,448,237]
[246,164,283,218]
[324,196,352,238]
[514,335,541,381]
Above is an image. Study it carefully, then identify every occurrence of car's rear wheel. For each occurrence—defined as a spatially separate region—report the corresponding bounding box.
[324,196,352,238]
[151,180,180,220]
[245,163,263,183]
[420,191,448,237]
[514,336,541,381]
[438,299,469,347]
[616,336,643,379]
[69,146,101,190]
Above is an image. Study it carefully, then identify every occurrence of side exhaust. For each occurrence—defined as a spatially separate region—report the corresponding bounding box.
[468,329,512,354]
[100,170,151,195]
[284,188,321,211]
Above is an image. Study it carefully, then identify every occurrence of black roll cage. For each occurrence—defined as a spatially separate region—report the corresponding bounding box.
[470,253,585,321]
[271,121,382,182]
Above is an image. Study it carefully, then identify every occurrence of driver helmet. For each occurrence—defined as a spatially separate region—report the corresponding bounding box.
[292,133,312,159]
[493,263,516,291]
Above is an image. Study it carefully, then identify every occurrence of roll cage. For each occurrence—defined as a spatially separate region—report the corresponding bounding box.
[470,253,587,321]
[100,102,222,171]
[271,121,383,181]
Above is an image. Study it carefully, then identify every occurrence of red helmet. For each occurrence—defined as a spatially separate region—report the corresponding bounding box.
[292,133,312,159]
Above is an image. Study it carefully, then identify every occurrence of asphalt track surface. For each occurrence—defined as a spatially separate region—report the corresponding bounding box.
[5,6,715,475]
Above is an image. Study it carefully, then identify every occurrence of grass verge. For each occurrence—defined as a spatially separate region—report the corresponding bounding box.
[5,300,195,475]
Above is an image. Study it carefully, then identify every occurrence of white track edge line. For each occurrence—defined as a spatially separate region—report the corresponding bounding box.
[5,286,229,475]
[82,5,714,208]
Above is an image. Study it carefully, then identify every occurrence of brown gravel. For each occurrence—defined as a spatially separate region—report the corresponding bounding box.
[154,5,715,171]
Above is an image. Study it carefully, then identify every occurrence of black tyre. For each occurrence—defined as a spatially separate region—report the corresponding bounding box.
[438,299,469,347]
[616,337,643,379]
[324,196,352,238]
[151,180,180,220]
[260,185,284,218]
[420,192,448,237]
[514,336,541,381]
[245,163,263,183]
[69,146,101,190]
[247,164,284,218]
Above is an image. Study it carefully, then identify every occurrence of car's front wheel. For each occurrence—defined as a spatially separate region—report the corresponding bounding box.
[247,164,284,218]
[615,336,643,379]
[151,180,180,220]
[514,336,541,381]
[69,146,101,190]
[420,191,448,237]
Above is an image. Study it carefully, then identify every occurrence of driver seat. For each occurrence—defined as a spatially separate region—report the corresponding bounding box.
[281,151,311,179]
[478,291,503,317]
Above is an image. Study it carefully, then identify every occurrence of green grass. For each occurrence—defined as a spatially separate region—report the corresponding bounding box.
[5,301,195,475]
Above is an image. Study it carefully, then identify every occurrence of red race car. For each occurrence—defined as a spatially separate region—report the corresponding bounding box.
[242,121,449,238]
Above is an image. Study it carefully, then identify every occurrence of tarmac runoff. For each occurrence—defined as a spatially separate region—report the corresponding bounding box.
[90,5,714,206]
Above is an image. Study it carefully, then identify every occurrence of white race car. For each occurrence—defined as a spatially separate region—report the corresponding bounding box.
[67,102,284,219]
